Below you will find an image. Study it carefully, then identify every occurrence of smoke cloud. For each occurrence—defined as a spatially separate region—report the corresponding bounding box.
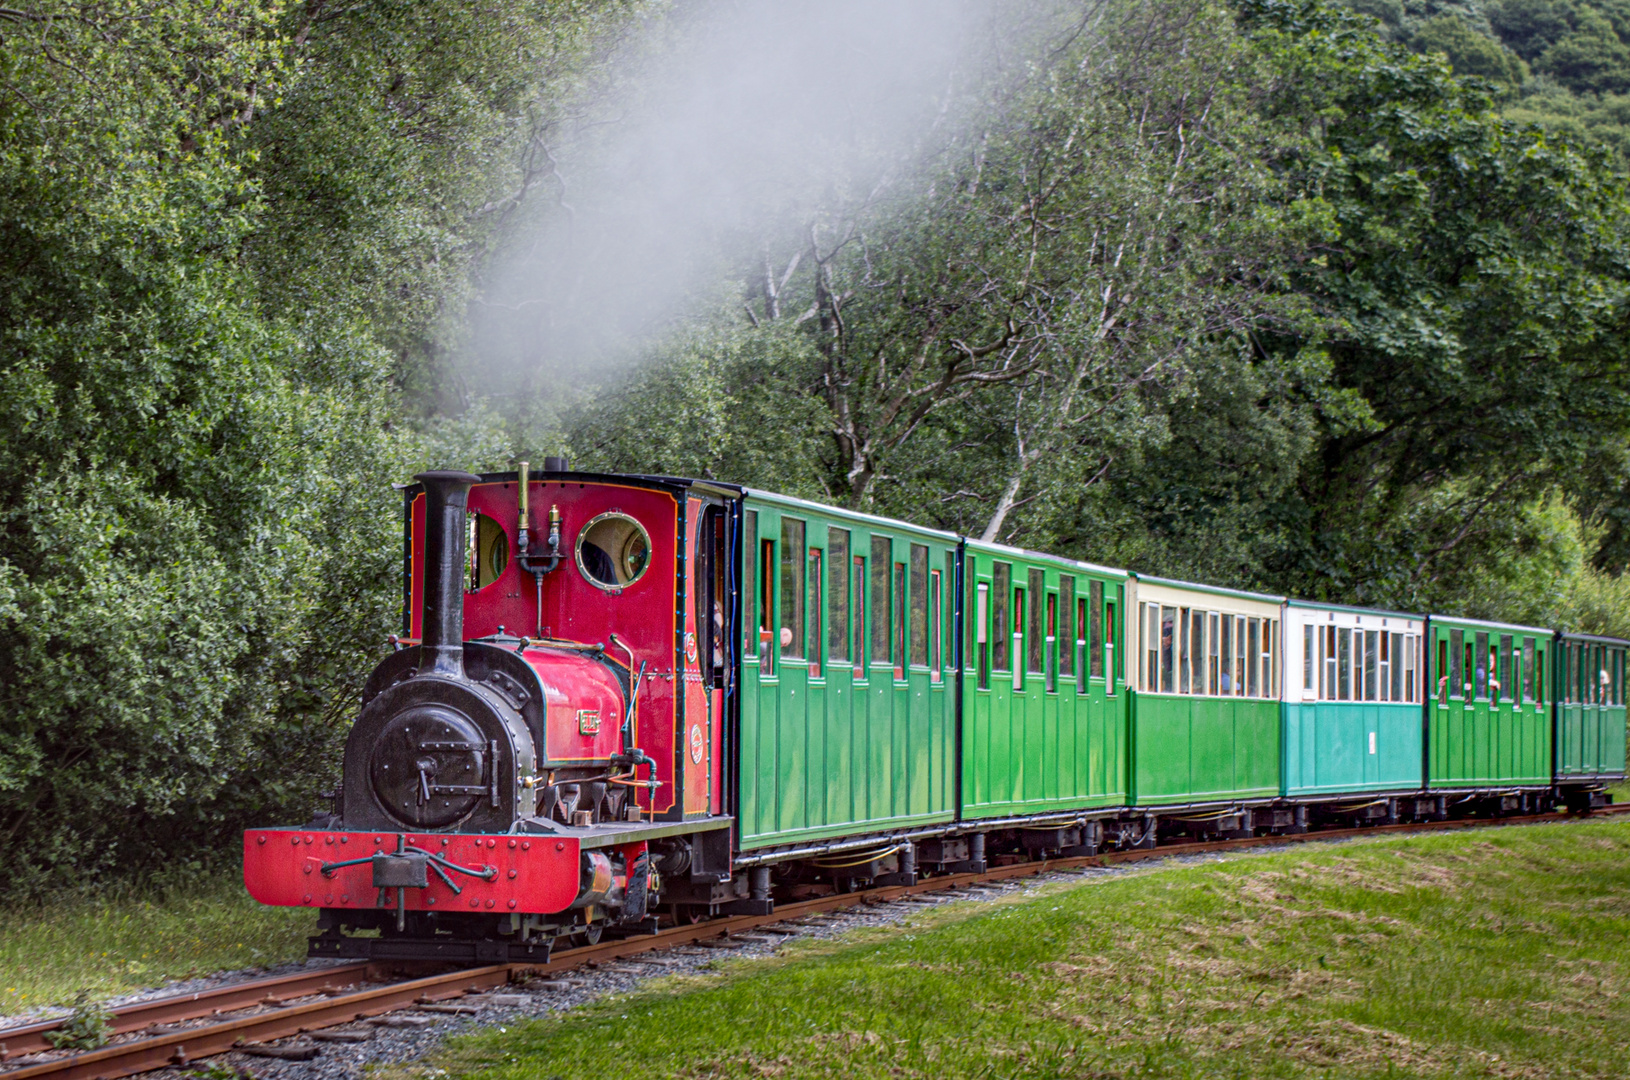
[473,0,1001,391]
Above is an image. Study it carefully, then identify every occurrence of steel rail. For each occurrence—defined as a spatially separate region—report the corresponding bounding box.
[5,803,1625,1080]
[0,962,384,1062]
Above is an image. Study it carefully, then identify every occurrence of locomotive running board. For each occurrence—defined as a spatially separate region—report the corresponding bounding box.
[308,933,555,965]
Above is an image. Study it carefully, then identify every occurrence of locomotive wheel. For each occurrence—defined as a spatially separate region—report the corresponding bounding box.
[571,923,603,947]
[672,903,708,925]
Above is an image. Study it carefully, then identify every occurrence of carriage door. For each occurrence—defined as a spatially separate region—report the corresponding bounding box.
[686,500,727,815]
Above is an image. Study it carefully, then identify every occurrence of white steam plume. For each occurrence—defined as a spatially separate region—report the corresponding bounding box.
[472,0,1001,392]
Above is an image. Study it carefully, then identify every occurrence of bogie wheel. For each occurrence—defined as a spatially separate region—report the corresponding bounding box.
[571,923,603,947]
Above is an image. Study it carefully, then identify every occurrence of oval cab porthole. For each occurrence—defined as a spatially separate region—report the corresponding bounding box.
[577,512,651,591]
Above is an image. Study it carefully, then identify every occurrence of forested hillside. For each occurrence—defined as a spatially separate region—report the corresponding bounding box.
[2,0,1628,891]
[1351,0,1630,158]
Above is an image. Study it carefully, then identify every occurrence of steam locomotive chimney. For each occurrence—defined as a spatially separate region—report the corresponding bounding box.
[416,470,483,676]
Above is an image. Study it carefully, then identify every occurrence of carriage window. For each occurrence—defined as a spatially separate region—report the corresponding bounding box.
[779,519,805,659]
[807,547,823,670]
[759,538,775,673]
[1218,614,1233,695]
[1028,570,1046,674]
[1106,589,1119,690]
[1303,625,1315,694]
[945,552,956,672]
[1522,638,1535,701]
[1535,648,1544,705]
[465,512,509,592]
[1179,608,1192,694]
[1245,618,1260,697]
[992,562,1011,672]
[976,582,990,688]
[930,569,943,677]
[910,545,929,668]
[1141,603,1155,691]
[1500,635,1514,702]
[852,555,866,676]
[1474,633,1489,699]
[1337,628,1352,701]
[1390,633,1404,701]
[1046,591,1058,692]
[1317,625,1330,700]
[743,511,758,655]
[1450,629,1464,699]
[828,528,850,663]
[1089,580,1104,679]
[576,512,651,590]
[871,537,891,665]
[894,562,907,674]
[1406,634,1417,702]
[1236,617,1249,695]
[1059,576,1076,678]
[1078,597,1089,692]
[1013,586,1027,689]
[965,554,977,673]
[1266,620,1277,698]
[1207,612,1219,694]
[1160,607,1176,693]
[1364,630,1378,701]
[1191,609,1206,696]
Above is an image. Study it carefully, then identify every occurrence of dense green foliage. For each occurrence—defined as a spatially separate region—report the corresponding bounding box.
[2,0,1629,891]
[563,0,1630,619]
[0,0,629,892]
[1345,0,1630,160]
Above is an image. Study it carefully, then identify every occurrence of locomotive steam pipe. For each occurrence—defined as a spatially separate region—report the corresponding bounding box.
[416,470,484,677]
[515,460,564,637]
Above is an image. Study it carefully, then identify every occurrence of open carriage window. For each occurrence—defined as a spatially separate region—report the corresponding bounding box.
[780,518,805,659]
[576,512,651,590]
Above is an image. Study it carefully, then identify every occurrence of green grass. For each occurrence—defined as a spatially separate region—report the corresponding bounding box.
[0,873,311,1015]
[396,820,1630,1080]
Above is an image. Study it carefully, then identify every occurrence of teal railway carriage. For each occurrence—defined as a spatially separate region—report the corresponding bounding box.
[958,541,1129,822]
[1554,632,1629,806]
[735,491,959,853]
[1425,615,1553,799]
[1280,602,1426,800]
[1125,576,1285,813]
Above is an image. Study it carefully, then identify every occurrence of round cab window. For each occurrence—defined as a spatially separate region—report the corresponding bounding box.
[577,513,651,590]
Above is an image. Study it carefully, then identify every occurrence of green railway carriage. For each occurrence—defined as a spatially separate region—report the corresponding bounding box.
[958,541,1129,820]
[735,491,959,851]
[1126,577,1285,807]
[1280,602,1426,798]
[1554,632,1628,788]
[1425,615,1552,791]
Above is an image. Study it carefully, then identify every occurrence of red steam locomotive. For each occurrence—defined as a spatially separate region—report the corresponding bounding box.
[243,464,739,962]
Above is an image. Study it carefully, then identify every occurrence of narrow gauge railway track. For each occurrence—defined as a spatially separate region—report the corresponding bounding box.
[6,804,1626,1080]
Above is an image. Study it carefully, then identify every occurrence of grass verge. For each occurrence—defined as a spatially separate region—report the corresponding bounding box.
[396,819,1630,1080]
[0,873,311,1015]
